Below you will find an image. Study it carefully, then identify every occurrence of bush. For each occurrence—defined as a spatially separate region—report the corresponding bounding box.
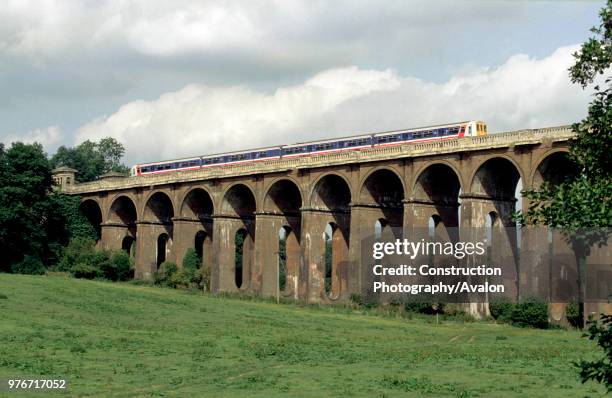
[566,302,582,328]
[198,266,211,291]
[404,299,439,314]
[510,297,549,329]
[70,263,102,279]
[153,261,178,286]
[59,238,131,280]
[58,237,97,272]
[182,248,201,272]
[170,267,194,289]
[489,295,514,321]
[109,251,133,281]
[11,255,46,275]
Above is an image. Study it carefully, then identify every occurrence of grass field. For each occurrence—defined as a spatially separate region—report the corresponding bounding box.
[0,274,605,397]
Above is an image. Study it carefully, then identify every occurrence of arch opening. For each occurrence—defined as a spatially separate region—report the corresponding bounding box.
[533,152,578,188]
[79,200,102,241]
[278,226,299,296]
[414,164,461,229]
[311,174,351,213]
[222,184,256,218]
[122,236,135,256]
[144,192,174,224]
[311,175,351,299]
[157,233,169,268]
[195,231,206,260]
[361,169,405,237]
[181,188,213,220]
[471,158,520,203]
[324,222,347,299]
[234,229,248,289]
[265,180,302,215]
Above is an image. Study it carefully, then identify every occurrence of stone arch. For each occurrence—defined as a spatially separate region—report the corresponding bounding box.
[108,195,138,226]
[264,179,303,215]
[309,173,351,300]
[221,184,256,291]
[413,163,461,229]
[79,199,102,240]
[309,173,352,212]
[531,149,577,188]
[221,184,257,218]
[469,156,524,201]
[143,191,174,223]
[359,167,405,238]
[359,166,406,199]
[179,187,214,219]
[359,167,405,207]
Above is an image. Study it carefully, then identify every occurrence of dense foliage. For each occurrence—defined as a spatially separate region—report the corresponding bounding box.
[0,143,94,271]
[50,137,129,182]
[488,296,549,329]
[58,238,132,281]
[151,250,210,291]
[0,136,128,274]
[576,314,612,391]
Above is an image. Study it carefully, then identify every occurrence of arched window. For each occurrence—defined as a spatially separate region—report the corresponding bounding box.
[157,234,169,268]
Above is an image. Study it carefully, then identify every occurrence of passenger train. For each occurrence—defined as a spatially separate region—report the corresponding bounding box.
[129,120,487,176]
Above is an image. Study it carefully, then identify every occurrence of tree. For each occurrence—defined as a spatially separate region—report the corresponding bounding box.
[0,142,53,271]
[50,137,129,182]
[516,1,612,320]
[576,315,612,392]
[0,141,99,273]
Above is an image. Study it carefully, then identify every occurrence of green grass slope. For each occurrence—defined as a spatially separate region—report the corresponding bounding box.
[0,274,604,397]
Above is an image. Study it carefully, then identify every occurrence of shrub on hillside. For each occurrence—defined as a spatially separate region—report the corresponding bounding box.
[102,251,133,281]
[58,237,97,272]
[115,251,133,281]
[489,295,514,321]
[510,297,549,329]
[11,255,46,275]
[153,261,178,286]
[71,262,102,279]
[72,250,112,280]
[58,238,133,281]
[404,299,440,315]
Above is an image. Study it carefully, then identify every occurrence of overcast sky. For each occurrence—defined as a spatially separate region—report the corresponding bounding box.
[0,0,604,164]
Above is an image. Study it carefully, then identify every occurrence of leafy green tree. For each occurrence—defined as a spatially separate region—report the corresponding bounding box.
[576,315,612,392]
[0,142,53,271]
[516,1,611,321]
[50,137,129,182]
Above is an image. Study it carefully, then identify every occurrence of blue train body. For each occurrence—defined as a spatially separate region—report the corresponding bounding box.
[131,121,486,176]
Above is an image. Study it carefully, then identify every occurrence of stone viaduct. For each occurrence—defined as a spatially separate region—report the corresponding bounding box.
[58,125,607,315]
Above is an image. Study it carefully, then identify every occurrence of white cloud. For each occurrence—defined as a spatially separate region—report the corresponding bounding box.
[75,45,591,165]
[4,126,63,152]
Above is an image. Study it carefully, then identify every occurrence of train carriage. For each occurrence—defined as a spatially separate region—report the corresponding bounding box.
[130,120,487,176]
